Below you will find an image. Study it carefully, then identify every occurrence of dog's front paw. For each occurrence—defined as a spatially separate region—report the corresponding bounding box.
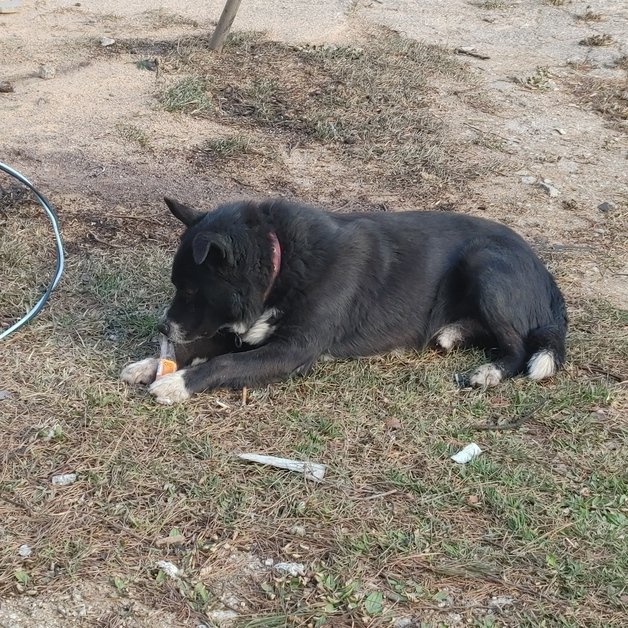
[148,371,191,405]
[121,358,159,385]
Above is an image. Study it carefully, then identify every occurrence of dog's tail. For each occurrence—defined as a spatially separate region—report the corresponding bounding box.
[525,284,568,381]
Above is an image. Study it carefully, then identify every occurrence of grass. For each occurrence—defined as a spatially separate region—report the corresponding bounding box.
[516,66,555,91]
[1,201,627,626]
[3,22,628,626]
[115,123,151,148]
[150,29,481,199]
[579,34,615,47]
[576,9,603,22]
[471,0,513,9]
[568,73,628,123]
[161,75,213,115]
[198,134,252,159]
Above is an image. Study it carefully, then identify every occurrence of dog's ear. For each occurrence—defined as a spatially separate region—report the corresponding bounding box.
[164,197,204,226]
[240,201,262,228]
[192,232,234,266]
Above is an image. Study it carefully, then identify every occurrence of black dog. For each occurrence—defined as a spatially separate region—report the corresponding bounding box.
[121,198,567,404]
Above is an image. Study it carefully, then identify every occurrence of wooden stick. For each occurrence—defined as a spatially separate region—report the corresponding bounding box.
[208,0,243,52]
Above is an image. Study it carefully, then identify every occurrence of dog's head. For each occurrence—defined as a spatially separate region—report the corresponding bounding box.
[160,197,274,344]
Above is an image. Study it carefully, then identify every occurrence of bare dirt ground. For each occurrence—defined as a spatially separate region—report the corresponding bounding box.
[1,0,627,626]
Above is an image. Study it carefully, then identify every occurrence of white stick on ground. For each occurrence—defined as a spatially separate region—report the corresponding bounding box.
[238,453,326,482]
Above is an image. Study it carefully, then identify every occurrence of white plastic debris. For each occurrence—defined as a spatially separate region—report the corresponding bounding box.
[51,473,77,485]
[489,595,515,608]
[237,453,326,482]
[450,443,482,464]
[156,560,181,578]
[273,562,306,577]
[206,610,239,624]
[18,544,32,557]
[100,36,116,47]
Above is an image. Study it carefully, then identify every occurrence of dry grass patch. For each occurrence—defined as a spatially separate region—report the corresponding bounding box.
[1,198,627,625]
[579,34,615,47]
[575,9,603,22]
[134,29,485,200]
[570,75,628,123]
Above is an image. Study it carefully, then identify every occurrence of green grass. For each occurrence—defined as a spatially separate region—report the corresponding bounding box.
[161,75,213,115]
[199,134,252,159]
[1,201,627,625]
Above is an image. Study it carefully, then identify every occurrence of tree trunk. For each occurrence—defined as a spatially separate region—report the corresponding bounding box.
[208,0,243,52]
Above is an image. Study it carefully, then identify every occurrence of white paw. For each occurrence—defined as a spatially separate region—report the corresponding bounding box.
[148,371,191,404]
[469,363,503,387]
[527,350,557,381]
[121,358,159,385]
[435,325,464,352]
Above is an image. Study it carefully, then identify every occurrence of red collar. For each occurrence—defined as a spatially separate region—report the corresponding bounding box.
[263,231,281,301]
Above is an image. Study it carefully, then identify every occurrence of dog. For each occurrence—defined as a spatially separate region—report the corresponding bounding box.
[121,197,567,404]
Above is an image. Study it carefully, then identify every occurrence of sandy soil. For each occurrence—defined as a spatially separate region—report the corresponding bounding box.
[0,0,626,625]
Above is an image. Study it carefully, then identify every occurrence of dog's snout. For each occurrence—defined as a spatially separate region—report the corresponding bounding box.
[158,321,171,337]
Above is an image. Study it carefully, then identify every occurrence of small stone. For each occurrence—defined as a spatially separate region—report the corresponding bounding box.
[273,562,305,577]
[289,525,306,537]
[18,544,32,557]
[598,201,616,213]
[264,558,274,566]
[100,36,116,47]
[385,416,402,429]
[0,81,14,93]
[394,619,418,628]
[38,64,56,80]
[537,180,560,197]
[206,610,238,625]
[156,560,180,578]
[489,595,515,608]
[521,175,536,185]
[0,389,11,400]
[468,495,480,505]
[51,473,77,485]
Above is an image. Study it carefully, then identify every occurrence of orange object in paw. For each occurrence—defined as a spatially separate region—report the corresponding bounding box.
[156,334,177,378]
[156,358,177,378]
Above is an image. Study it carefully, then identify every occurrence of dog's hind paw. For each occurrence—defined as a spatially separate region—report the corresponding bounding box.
[469,363,503,387]
[121,358,159,385]
[149,371,191,404]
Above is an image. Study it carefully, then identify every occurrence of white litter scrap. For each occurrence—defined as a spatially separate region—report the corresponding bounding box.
[237,453,326,482]
[156,560,181,578]
[18,544,32,558]
[273,562,306,577]
[450,443,482,464]
[51,473,77,485]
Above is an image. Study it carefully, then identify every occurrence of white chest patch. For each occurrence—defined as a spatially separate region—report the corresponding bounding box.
[231,308,280,346]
